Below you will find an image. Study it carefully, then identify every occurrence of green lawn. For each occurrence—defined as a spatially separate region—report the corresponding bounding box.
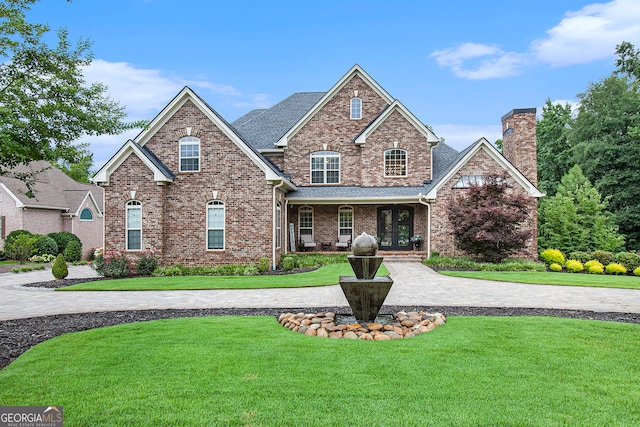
[439,270,640,289]
[1,316,638,426]
[60,263,389,291]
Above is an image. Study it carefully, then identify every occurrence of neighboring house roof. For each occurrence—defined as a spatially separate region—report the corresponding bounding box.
[92,87,296,190]
[276,64,395,148]
[0,160,104,215]
[233,92,326,151]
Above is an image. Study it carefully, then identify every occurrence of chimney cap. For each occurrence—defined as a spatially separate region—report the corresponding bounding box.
[501,108,536,122]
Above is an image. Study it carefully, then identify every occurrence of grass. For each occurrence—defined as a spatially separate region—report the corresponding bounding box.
[440,270,640,289]
[60,263,390,291]
[1,316,639,426]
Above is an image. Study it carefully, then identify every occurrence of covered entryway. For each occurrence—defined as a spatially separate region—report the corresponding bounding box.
[377,206,413,251]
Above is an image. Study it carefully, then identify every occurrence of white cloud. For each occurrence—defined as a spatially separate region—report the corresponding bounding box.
[432,0,640,78]
[430,43,527,79]
[531,0,640,66]
[432,124,503,151]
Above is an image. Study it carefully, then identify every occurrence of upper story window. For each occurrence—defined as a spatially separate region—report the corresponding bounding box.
[126,200,142,251]
[80,207,93,221]
[179,136,200,172]
[206,200,225,250]
[385,149,407,177]
[311,151,340,184]
[350,97,362,120]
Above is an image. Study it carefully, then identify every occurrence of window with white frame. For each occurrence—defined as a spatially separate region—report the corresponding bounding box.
[207,200,225,250]
[275,203,282,248]
[80,207,93,221]
[350,97,362,119]
[126,200,142,251]
[179,136,200,172]
[385,149,407,177]
[298,206,314,238]
[338,206,353,238]
[311,151,340,184]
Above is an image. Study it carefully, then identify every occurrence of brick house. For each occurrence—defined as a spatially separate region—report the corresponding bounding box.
[0,161,104,259]
[93,65,542,268]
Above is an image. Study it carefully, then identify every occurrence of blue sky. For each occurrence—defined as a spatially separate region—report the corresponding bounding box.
[28,0,640,167]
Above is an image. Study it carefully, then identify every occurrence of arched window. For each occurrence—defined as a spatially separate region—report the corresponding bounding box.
[275,203,282,249]
[80,207,93,221]
[350,97,362,119]
[310,151,340,184]
[207,200,225,250]
[179,136,200,172]
[298,206,314,239]
[338,206,354,239]
[384,149,407,177]
[126,200,142,251]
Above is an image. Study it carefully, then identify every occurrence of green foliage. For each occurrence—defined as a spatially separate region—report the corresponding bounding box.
[565,260,584,273]
[447,173,532,263]
[51,254,68,279]
[280,256,296,271]
[29,254,55,263]
[47,232,81,255]
[135,251,158,276]
[11,265,45,273]
[538,166,625,254]
[152,263,259,277]
[591,250,614,266]
[32,235,58,256]
[63,240,82,262]
[4,233,37,263]
[536,99,574,195]
[614,252,640,271]
[258,257,271,273]
[423,255,546,272]
[584,260,605,275]
[634,267,640,276]
[540,248,565,265]
[0,0,142,193]
[55,143,94,183]
[4,229,32,248]
[567,251,592,264]
[281,253,348,268]
[549,263,563,272]
[92,251,131,278]
[605,263,627,275]
[615,41,640,81]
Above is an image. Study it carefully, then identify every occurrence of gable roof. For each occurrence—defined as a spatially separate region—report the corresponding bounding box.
[276,64,395,148]
[0,160,104,213]
[93,87,296,189]
[423,138,544,199]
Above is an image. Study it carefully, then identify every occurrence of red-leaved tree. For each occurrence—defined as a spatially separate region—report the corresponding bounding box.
[446,174,532,263]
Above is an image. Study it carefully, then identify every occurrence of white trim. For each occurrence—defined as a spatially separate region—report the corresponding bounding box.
[79,207,94,221]
[276,65,394,147]
[92,140,174,185]
[310,151,340,185]
[424,138,544,199]
[206,200,225,251]
[354,100,439,146]
[0,183,23,208]
[350,97,362,120]
[125,200,142,251]
[298,205,314,239]
[384,148,408,178]
[72,191,103,218]
[178,136,201,173]
[338,205,354,239]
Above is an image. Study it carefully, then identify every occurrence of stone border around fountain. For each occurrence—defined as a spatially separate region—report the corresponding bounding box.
[277,310,446,340]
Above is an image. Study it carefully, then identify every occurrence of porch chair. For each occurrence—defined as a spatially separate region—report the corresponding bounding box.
[300,234,317,251]
[335,234,351,251]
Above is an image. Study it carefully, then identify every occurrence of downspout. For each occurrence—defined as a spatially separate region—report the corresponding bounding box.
[272,180,285,270]
[418,193,431,258]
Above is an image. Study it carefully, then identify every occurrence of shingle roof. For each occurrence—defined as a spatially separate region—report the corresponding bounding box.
[0,160,103,212]
[136,143,176,179]
[286,185,434,201]
[232,92,326,150]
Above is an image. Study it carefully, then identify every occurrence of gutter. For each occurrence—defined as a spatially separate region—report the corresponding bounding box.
[418,193,432,258]
[272,180,285,270]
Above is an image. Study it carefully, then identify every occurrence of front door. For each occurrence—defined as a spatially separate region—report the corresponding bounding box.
[377,206,413,251]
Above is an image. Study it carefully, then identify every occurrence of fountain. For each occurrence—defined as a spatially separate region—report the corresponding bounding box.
[339,232,394,323]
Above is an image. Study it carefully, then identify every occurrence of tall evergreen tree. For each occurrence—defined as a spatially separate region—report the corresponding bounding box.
[536,99,574,196]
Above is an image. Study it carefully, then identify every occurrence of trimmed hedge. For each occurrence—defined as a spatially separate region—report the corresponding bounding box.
[540,249,565,265]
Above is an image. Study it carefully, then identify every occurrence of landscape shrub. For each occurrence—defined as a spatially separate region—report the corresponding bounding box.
[4,229,32,247]
[605,263,627,275]
[258,257,271,273]
[586,262,604,274]
[63,240,82,263]
[565,259,584,273]
[135,250,158,276]
[47,232,81,255]
[614,252,640,271]
[33,235,58,256]
[549,263,563,272]
[280,256,296,271]
[584,260,604,270]
[4,233,37,263]
[591,250,614,266]
[93,250,131,278]
[52,254,68,279]
[567,251,591,264]
[152,263,259,277]
[634,267,640,276]
[423,256,546,272]
[29,254,56,263]
[540,248,565,265]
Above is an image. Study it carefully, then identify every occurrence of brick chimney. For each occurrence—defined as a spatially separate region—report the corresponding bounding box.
[501,108,537,186]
